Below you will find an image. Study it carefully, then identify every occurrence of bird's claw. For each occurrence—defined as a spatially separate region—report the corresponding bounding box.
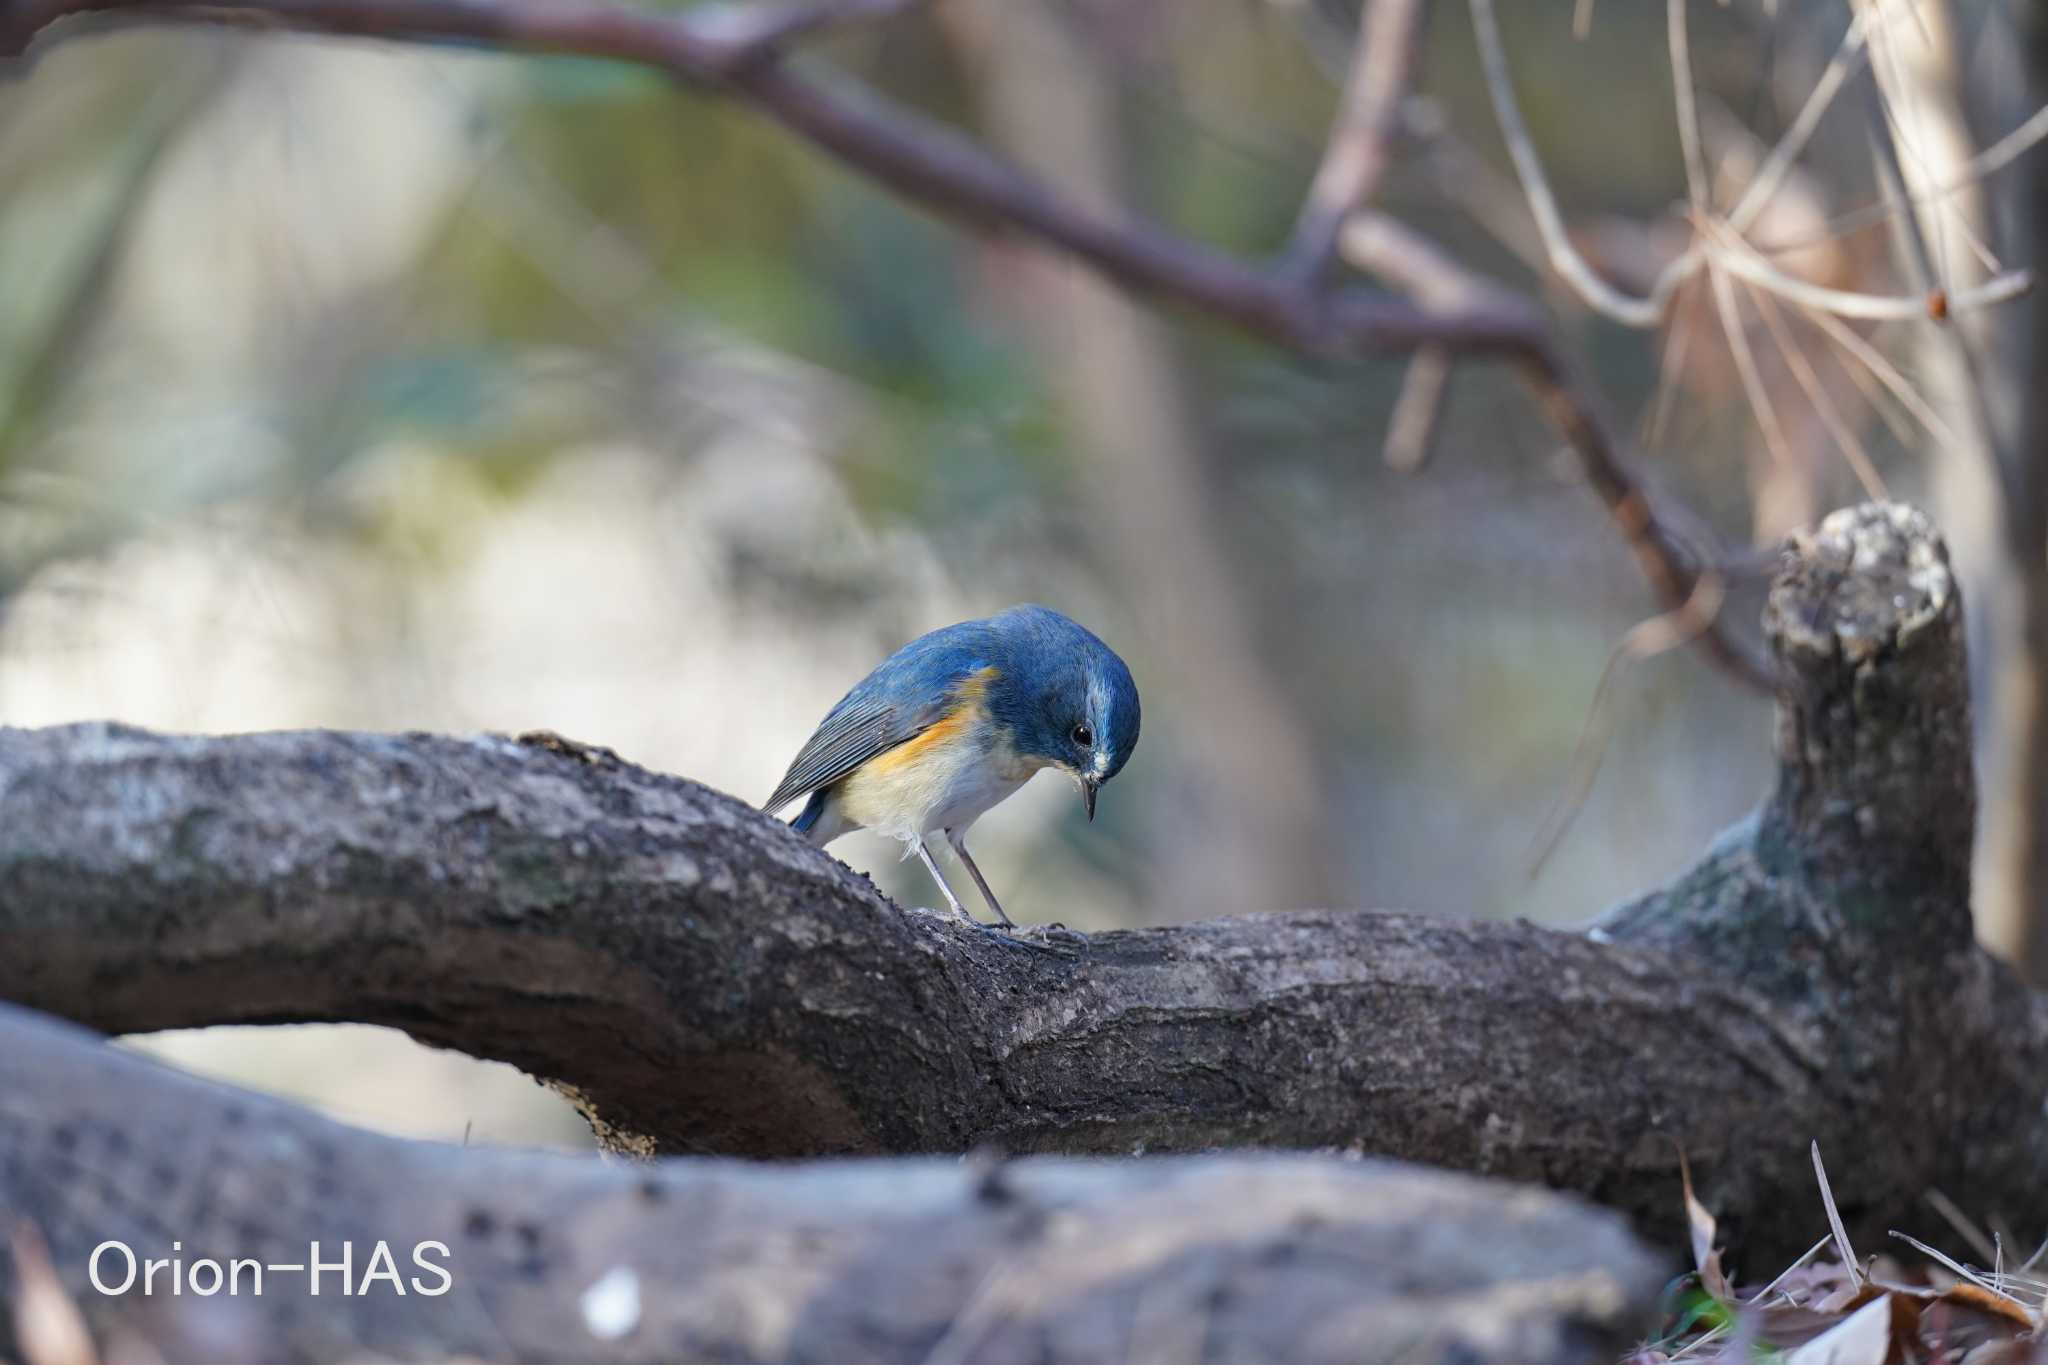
[983,920,1087,959]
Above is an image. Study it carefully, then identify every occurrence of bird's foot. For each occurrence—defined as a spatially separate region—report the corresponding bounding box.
[983,920,1086,959]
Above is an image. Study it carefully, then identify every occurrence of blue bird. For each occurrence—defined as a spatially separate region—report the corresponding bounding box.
[766,605,1141,927]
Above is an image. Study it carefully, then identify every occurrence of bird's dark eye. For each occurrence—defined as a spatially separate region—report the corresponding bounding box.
[1072,723,1093,748]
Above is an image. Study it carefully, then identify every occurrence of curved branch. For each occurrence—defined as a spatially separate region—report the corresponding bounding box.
[1467,0,1698,327]
[0,1005,1664,1365]
[0,508,2043,1267]
[0,0,1776,691]
[0,723,1818,1175]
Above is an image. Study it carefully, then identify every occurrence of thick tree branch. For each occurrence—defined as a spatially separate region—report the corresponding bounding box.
[0,505,2043,1268]
[0,722,1822,1180]
[0,1006,1664,1365]
[0,0,1774,691]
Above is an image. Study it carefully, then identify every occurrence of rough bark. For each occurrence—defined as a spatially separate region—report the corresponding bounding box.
[0,504,2043,1270]
[0,1004,1665,1365]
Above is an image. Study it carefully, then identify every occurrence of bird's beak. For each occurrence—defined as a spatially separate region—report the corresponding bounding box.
[1082,775,1099,822]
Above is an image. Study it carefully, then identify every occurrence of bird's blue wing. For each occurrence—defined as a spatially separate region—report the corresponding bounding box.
[764,622,995,812]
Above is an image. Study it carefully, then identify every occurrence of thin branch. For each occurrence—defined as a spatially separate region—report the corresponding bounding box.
[1401,99,1550,274]
[1468,0,1697,327]
[1667,0,1709,212]
[1726,9,1872,234]
[1705,262,1797,478]
[1829,319,1922,450]
[1969,101,2048,187]
[1798,302,1961,449]
[1856,50,2004,481]
[2,0,1775,690]
[0,0,1528,354]
[1753,98,2048,260]
[1282,0,1429,280]
[1382,346,1450,473]
[1469,0,2030,330]
[1344,213,1776,689]
[1710,233,2031,320]
[1743,276,1890,501]
[1641,277,1702,452]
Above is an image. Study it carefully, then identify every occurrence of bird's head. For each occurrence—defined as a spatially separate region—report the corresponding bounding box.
[989,605,1141,821]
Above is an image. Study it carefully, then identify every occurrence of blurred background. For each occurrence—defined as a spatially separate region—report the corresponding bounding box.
[0,1,2036,1147]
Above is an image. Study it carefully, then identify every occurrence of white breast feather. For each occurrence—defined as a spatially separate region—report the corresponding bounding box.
[832,710,1041,842]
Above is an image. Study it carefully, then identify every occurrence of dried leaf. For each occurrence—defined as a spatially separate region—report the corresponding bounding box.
[1677,1149,1732,1302]
[1933,1279,2041,1330]
[1782,1295,1891,1365]
[1889,1229,2040,1328]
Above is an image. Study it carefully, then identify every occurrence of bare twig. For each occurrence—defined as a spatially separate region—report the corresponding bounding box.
[1382,346,1451,473]
[1706,265,1797,477]
[1282,0,1429,280]
[1667,0,1708,212]
[1712,236,2030,321]
[1469,0,1698,327]
[1798,303,1960,448]
[1727,10,1872,234]
[0,0,1528,354]
[1755,97,2048,259]
[1641,279,1703,451]
[1469,0,2027,385]
[1401,99,1549,273]
[1742,277,1889,501]
[1343,213,1775,688]
[1,0,1777,690]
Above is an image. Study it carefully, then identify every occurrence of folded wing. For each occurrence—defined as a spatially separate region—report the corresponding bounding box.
[764,625,995,812]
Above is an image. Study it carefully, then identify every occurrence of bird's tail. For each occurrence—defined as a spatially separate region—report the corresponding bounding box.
[790,790,830,842]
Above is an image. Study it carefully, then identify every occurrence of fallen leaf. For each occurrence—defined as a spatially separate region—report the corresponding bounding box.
[1783,1295,1891,1365]
[1679,1148,1732,1302]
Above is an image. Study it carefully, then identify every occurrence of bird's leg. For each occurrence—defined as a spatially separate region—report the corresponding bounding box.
[908,836,972,920]
[944,828,1016,929]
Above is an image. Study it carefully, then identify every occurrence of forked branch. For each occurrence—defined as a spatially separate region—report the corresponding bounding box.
[0,0,1776,689]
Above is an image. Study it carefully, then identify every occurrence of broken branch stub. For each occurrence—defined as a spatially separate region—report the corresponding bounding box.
[1761,502,1974,918]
